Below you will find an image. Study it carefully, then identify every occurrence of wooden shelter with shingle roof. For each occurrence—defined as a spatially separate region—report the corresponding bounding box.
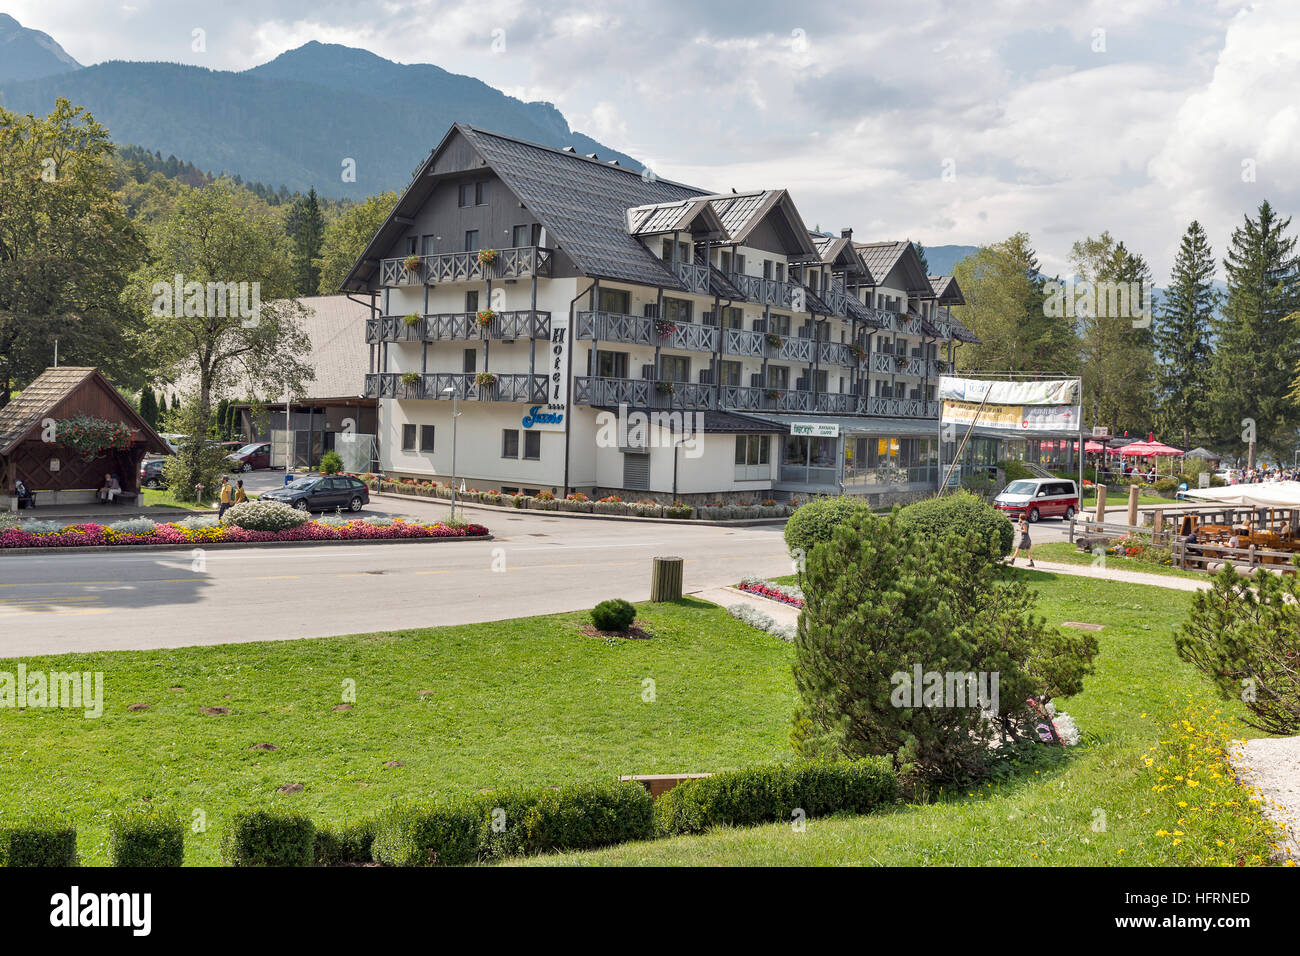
[0,367,170,506]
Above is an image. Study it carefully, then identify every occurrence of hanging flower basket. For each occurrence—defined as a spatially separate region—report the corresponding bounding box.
[477,248,498,267]
[849,344,866,362]
[764,332,783,349]
[654,319,677,338]
[403,254,422,273]
[764,389,782,400]
[475,371,498,387]
[55,415,134,459]
[656,380,676,395]
[894,354,909,371]
[476,309,496,328]
[401,312,421,327]
[400,372,421,387]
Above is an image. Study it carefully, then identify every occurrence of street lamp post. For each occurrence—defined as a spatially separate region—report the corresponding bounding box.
[442,385,459,519]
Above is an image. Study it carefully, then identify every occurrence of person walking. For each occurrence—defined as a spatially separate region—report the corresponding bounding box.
[217,475,233,519]
[1013,513,1035,567]
[233,480,248,504]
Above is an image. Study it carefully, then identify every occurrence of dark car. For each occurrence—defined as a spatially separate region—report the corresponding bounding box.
[139,458,167,489]
[261,475,369,513]
[227,441,272,472]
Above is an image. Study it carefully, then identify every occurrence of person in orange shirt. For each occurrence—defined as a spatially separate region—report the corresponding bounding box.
[234,480,248,504]
[217,475,233,518]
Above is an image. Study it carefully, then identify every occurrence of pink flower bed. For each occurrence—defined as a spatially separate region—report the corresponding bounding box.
[737,580,804,608]
[0,520,489,550]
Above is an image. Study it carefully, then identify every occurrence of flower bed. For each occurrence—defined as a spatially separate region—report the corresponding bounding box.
[0,518,489,550]
[737,576,804,608]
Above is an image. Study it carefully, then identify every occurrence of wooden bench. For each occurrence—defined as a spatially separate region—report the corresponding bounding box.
[1,489,139,510]
[619,773,713,799]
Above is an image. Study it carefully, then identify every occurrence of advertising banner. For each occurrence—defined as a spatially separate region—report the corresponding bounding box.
[939,377,1080,407]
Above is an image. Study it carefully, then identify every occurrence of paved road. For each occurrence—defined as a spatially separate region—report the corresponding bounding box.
[0,471,1079,658]
[0,495,794,657]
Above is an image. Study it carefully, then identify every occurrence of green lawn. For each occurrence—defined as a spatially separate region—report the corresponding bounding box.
[0,573,1280,867]
[521,574,1279,866]
[141,488,211,512]
[0,600,795,865]
[1083,488,1179,507]
[1033,541,1205,580]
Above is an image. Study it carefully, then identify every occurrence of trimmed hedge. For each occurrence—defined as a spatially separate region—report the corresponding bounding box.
[109,809,184,867]
[313,821,376,866]
[784,496,871,557]
[220,810,316,867]
[373,782,655,866]
[656,759,898,836]
[896,489,1015,558]
[0,819,78,866]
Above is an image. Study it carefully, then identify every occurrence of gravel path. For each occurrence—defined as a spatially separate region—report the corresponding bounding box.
[1230,736,1300,861]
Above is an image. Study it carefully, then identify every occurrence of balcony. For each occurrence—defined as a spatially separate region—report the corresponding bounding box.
[727,272,801,310]
[930,359,953,377]
[821,280,852,318]
[364,372,547,403]
[766,334,813,363]
[817,341,857,368]
[870,353,926,376]
[379,245,554,286]
[576,311,719,352]
[366,311,551,344]
[675,261,710,294]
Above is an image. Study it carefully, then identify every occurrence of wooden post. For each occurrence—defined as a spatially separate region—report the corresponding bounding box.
[1095,483,1107,523]
[1127,483,1139,527]
[650,556,684,602]
[1152,508,1164,542]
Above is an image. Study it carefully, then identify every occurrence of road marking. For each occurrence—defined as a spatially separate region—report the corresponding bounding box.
[414,570,452,575]
[0,580,122,589]
[0,607,109,618]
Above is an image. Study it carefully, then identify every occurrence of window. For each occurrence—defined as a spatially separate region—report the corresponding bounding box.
[463,349,477,373]
[768,365,789,390]
[458,183,472,207]
[475,181,486,205]
[721,306,744,329]
[735,253,746,273]
[660,354,690,383]
[719,250,732,273]
[464,230,480,252]
[771,313,791,335]
[775,262,785,282]
[596,350,628,378]
[512,224,531,247]
[735,435,770,465]
[660,239,672,261]
[502,429,520,458]
[719,360,742,387]
[420,425,435,452]
[763,260,772,280]
[401,424,416,451]
[465,290,479,313]
[421,235,436,255]
[598,288,630,314]
[404,236,418,255]
[813,370,828,392]
[662,297,692,323]
[524,431,541,460]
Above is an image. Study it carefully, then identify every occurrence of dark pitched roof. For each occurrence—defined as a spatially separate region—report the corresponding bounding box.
[0,367,169,456]
[627,197,725,237]
[928,275,964,305]
[854,240,932,292]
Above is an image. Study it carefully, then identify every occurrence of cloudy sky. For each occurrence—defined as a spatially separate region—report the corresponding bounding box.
[9,0,1298,278]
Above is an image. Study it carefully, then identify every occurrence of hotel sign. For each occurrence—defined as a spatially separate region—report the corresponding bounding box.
[790,422,839,438]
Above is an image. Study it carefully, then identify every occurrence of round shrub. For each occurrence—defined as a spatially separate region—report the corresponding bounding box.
[109,808,184,866]
[591,599,636,631]
[895,489,1014,558]
[221,500,311,532]
[783,496,871,558]
[319,450,344,475]
[220,810,316,867]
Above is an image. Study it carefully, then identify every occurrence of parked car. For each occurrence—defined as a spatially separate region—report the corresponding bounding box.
[993,478,1079,522]
[259,475,370,513]
[139,458,167,489]
[227,441,272,472]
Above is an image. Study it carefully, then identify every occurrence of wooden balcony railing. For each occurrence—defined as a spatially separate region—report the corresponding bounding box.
[366,311,551,344]
[575,311,719,352]
[364,372,547,402]
[379,246,554,286]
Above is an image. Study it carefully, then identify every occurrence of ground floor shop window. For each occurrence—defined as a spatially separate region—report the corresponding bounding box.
[735,434,770,480]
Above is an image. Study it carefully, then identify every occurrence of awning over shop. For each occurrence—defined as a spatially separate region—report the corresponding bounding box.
[742,413,942,437]
[1181,481,1300,508]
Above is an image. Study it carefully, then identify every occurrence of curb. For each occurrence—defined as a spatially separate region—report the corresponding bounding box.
[369,491,791,528]
[0,533,494,557]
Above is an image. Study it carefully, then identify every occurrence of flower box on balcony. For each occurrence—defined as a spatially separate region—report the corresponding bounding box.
[849,345,867,362]
[403,255,422,273]
[654,319,677,338]
[477,248,498,267]
[400,372,421,387]
[401,313,421,327]
[764,389,782,400]
[475,372,498,387]
[893,354,909,372]
[476,309,496,328]
[764,332,783,349]
[655,381,676,395]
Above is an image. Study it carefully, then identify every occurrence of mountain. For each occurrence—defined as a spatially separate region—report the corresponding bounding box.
[0,13,81,82]
[922,244,979,275]
[0,35,638,199]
